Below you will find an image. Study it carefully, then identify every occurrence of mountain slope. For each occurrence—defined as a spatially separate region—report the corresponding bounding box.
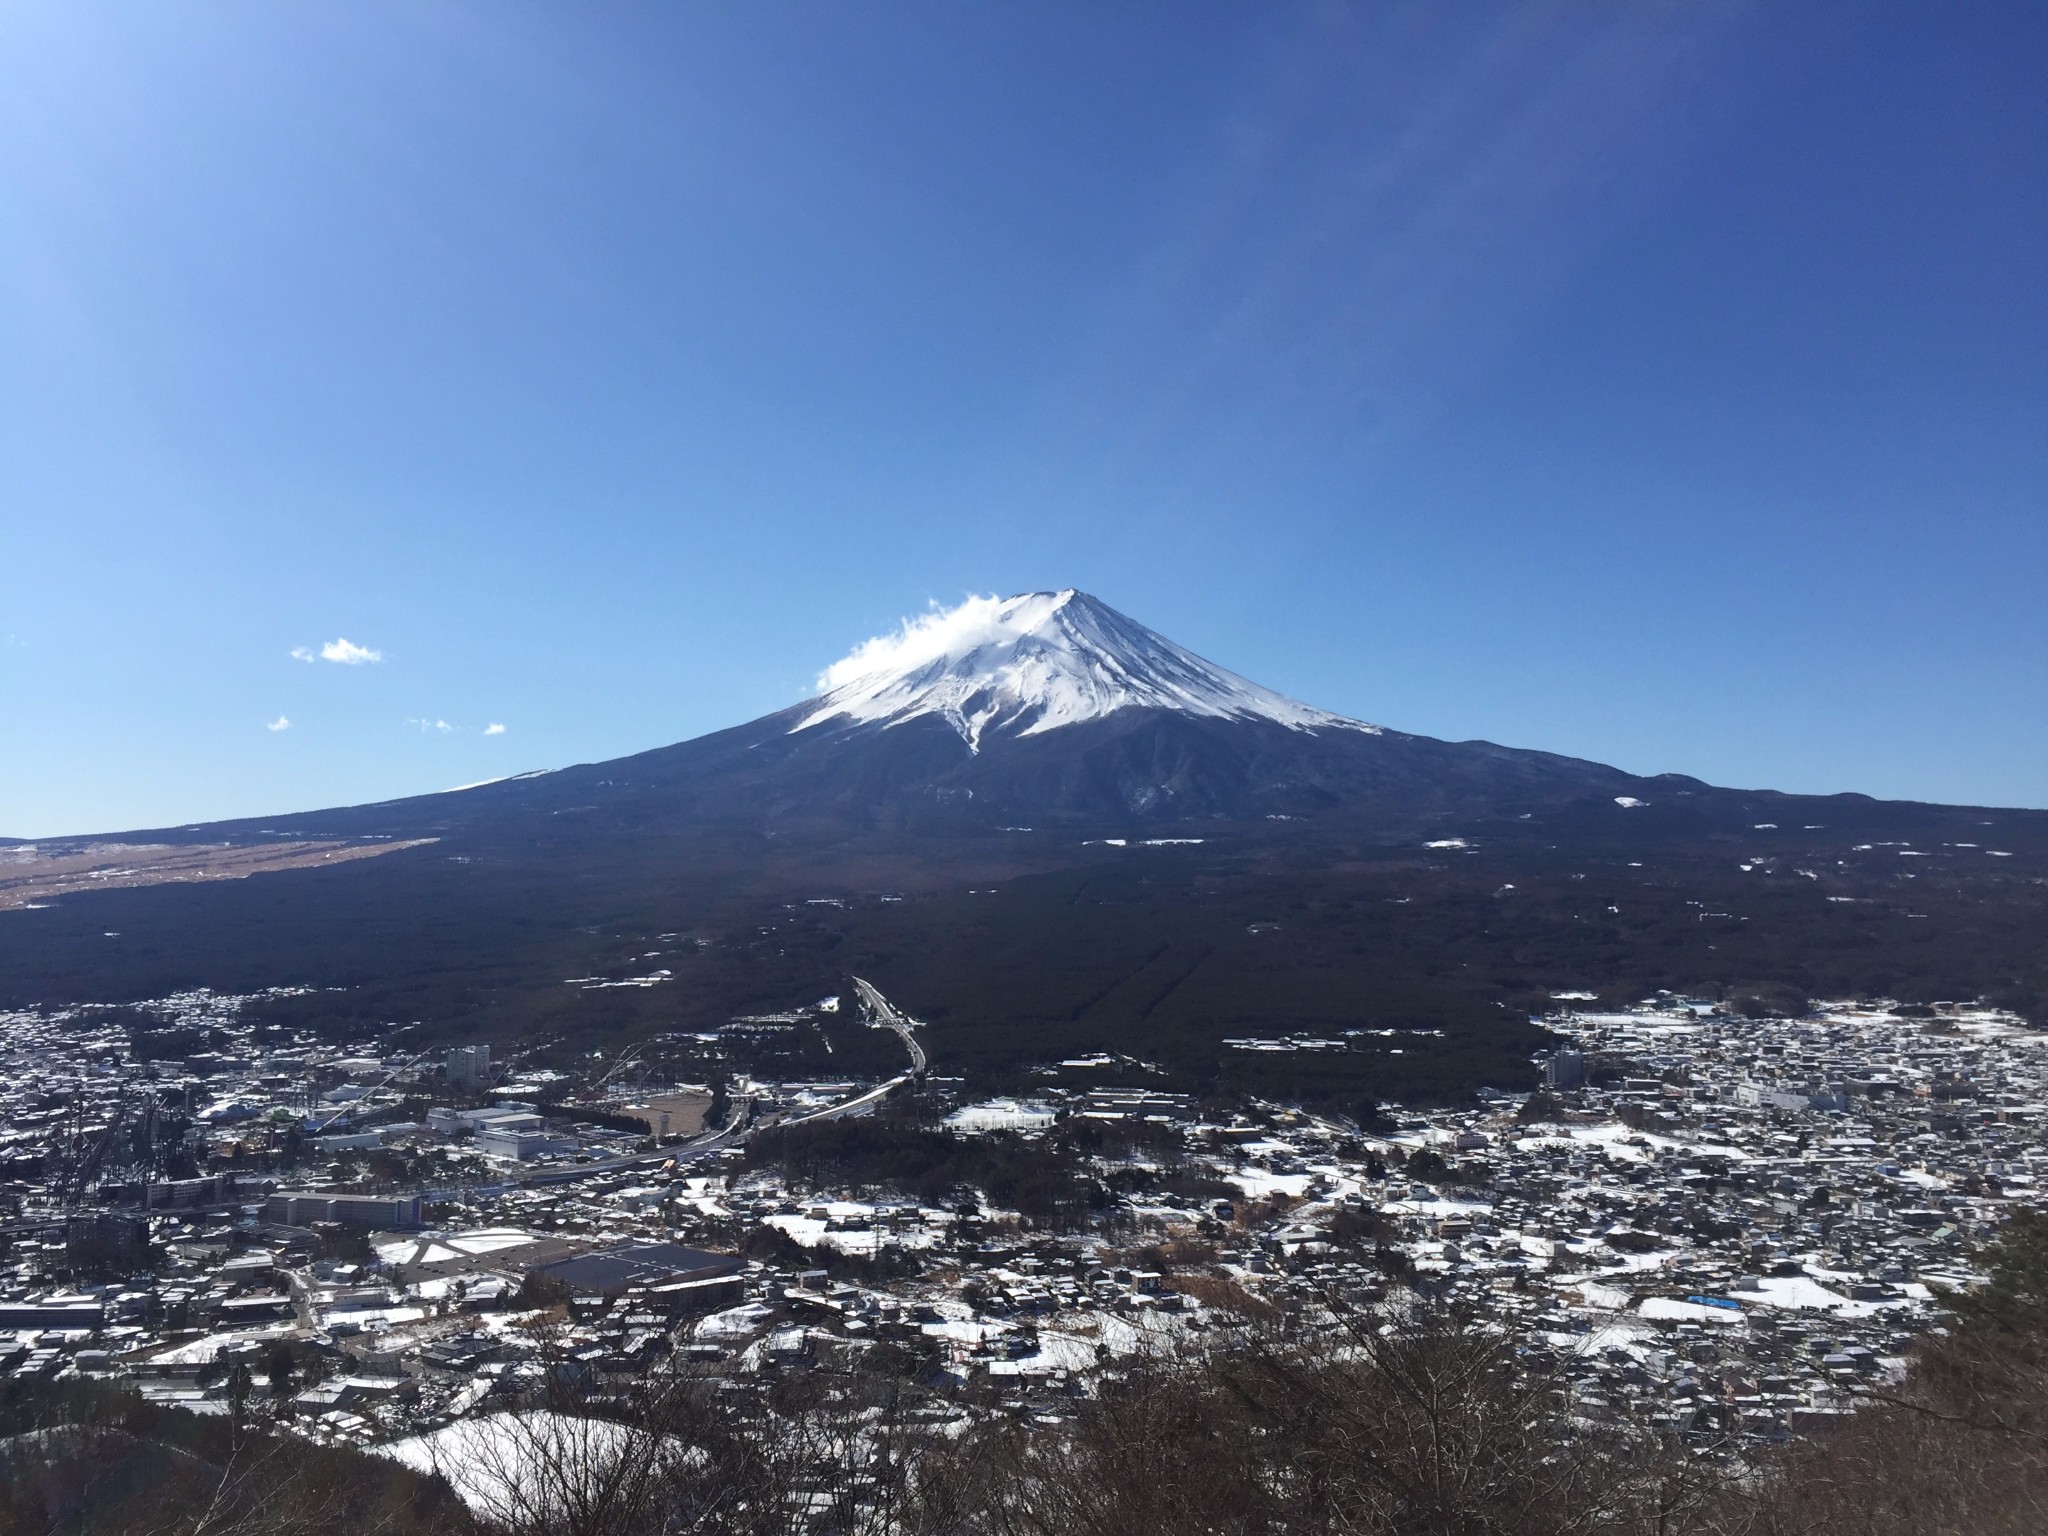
[3,589,2043,1109]
[24,590,2040,850]
[131,590,1662,842]
[797,589,1376,746]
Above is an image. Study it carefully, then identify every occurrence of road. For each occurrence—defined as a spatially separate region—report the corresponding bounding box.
[851,976,927,1074]
[749,982,928,1128]
[777,1073,909,1129]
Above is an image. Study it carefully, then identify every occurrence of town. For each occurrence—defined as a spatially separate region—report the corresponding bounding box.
[2,979,2043,1515]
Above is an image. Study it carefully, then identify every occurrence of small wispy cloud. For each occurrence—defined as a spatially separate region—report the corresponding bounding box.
[266,715,291,732]
[408,717,455,733]
[292,638,383,665]
[483,722,506,736]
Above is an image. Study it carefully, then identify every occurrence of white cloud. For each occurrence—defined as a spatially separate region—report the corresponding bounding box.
[483,722,506,736]
[320,637,382,664]
[409,717,454,733]
[266,715,290,732]
[292,637,382,664]
[818,594,1011,691]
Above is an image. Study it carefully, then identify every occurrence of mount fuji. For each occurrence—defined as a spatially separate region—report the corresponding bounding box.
[796,590,1375,747]
[5,590,2040,1112]
[181,589,1661,841]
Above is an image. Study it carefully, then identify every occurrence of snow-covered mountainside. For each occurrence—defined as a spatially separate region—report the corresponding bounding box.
[795,590,1379,751]
[102,587,1692,837]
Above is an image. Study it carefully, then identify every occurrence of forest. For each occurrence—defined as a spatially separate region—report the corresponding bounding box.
[1,799,2042,1107]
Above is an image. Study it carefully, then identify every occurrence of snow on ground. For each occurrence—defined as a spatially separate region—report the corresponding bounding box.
[761,1203,944,1256]
[986,1316,1175,1376]
[991,1331,1098,1376]
[1567,1281,1633,1311]
[1739,1275,1857,1312]
[1236,1139,1303,1159]
[1552,1321,1660,1357]
[375,1228,541,1267]
[381,1411,669,1521]
[694,1303,774,1340]
[1589,1251,1676,1276]
[1512,1122,1752,1165]
[1638,1298,1745,1325]
[1042,1310,1181,1360]
[146,1323,297,1366]
[474,1309,551,1337]
[1382,1195,1493,1218]
[1227,1168,1315,1200]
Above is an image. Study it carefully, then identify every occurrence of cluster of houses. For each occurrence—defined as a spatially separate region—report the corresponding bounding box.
[1,987,2044,1464]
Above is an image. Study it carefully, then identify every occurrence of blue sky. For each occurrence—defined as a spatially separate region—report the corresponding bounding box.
[3,2,2042,836]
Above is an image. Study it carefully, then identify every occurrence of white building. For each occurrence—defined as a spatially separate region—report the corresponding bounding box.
[476,1126,578,1161]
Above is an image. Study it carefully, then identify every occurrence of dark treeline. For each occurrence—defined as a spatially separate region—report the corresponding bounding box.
[5,814,2042,1110]
[12,1216,2048,1535]
[0,1375,468,1536]
[741,1116,1103,1229]
[740,1107,1240,1233]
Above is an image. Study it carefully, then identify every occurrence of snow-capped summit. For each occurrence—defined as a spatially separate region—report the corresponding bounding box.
[110,585,1673,841]
[796,589,1379,750]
